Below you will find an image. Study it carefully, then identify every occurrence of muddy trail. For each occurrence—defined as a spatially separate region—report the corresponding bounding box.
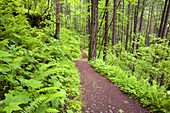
[74,50,149,113]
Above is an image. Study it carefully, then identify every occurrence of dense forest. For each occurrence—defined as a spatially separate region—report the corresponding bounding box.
[0,0,169,113]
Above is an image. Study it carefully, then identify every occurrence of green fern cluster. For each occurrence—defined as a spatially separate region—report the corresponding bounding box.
[90,59,170,112]
[0,1,82,113]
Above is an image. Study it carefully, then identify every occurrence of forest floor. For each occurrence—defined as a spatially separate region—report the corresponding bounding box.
[73,50,150,113]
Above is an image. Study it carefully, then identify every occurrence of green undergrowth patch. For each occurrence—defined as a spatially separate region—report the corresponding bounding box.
[89,59,170,113]
[0,4,82,113]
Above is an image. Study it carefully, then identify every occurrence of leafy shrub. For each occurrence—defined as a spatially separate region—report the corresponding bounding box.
[90,59,170,113]
[0,1,82,112]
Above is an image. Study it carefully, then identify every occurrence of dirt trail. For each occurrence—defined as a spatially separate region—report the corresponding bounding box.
[74,50,149,113]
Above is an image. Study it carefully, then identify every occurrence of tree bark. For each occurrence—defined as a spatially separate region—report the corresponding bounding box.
[125,3,130,51]
[103,0,109,61]
[129,6,133,52]
[147,2,154,46]
[161,1,170,38]
[112,0,117,46]
[121,0,124,52]
[54,0,61,39]
[88,0,92,60]
[158,0,168,38]
[132,0,140,54]
[88,0,98,60]
[136,0,146,49]
[145,7,151,46]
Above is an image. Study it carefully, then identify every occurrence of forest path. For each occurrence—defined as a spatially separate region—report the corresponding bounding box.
[73,50,149,113]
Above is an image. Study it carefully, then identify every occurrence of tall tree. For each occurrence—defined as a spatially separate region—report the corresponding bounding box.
[147,2,154,46]
[112,0,117,47]
[132,0,140,54]
[161,0,170,38]
[158,0,168,38]
[125,2,130,51]
[88,0,98,60]
[136,0,146,50]
[54,0,61,39]
[103,0,109,61]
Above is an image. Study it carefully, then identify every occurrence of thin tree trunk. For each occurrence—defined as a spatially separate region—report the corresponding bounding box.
[125,3,130,51]
[161,1,170,38]
[147,2,154,46]
[136,0,146,50]
[154,5,159,35]
[129,6,133,52]
[145,7,151,46]
[103,0,109,61]
[54,0,60,39]
[121,0,124,52]
[88,0,92,60]
[112,0,117,46]
[28,0,30,15]
[158,0,168,38]
[132,0,140,54]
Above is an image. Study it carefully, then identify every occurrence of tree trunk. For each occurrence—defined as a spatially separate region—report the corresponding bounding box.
[54,0,60,39]
[158,0,168,38]
[129,6,133,52]
[88,0,98,60]
[121,0,124,52]
[112,0,117,46]
[103,0,109,61]
[28,0,30,15]
[147,2,154,46]
[132,0,140,54]
[145,7,151,46]
[161,1,170,38]
[136,0,146,50]
[125,3,130,51]
[88,0,92,60]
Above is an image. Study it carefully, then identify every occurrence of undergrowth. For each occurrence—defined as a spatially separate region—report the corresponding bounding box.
[0,1,82,112]
[90,59,170,113]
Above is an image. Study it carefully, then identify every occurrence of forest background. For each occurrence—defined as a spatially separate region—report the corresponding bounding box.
[0,0,169,113]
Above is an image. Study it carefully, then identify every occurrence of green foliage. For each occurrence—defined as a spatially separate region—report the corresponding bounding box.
[0,0,82,112]
[90,59,169,112]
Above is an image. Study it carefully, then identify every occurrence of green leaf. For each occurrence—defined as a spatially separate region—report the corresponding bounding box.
[12,33,21,39]
[0,57,12,62]
[0,50,12,57]
[35,105,47,113]
[119,109,124,113]
[3,102,22,113]
[67,110,74,113]
[46,108,59,113]
[3,93,31,105]
[25,79,43,88]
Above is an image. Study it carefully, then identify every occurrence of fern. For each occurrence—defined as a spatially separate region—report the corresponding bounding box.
[24,96,48,113]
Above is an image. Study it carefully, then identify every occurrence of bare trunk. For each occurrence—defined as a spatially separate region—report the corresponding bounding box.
[54,0,60,39]
[103,0,109,61]
[89,0,98,60]
[161,1,170,38]
[125,3,130,51]
[136,0,146,50]
[129,6,133,52]
[132,0,140,54]
[112,0,117,46]
[147,2,154,46]
[145,7,151,46]
[158,0,168,37]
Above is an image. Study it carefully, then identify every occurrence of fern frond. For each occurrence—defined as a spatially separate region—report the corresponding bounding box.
[24,95,48,113]
[46,108,59,113]
[35,68,67,80]
[35,87,59,94]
